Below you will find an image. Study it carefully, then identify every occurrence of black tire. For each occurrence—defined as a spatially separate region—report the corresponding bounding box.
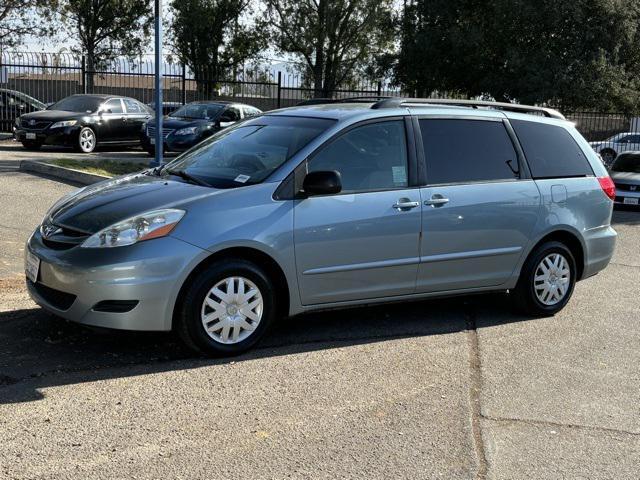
[176,259,277,356]
[600,149,616,166]
[75,127,97,153]
[21,140,42,150]
[512,241,577,316]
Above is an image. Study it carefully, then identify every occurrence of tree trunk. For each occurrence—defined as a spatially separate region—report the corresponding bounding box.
[313,0,327,98]
[86,50,95,93]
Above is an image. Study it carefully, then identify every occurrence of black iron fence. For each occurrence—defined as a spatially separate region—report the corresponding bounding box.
[1,50,640,156]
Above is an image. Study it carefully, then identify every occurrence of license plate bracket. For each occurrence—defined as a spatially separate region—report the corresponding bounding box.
[26,132,36,140]
[25,250,40,283]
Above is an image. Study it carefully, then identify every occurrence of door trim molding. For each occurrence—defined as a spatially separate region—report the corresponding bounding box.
[303,256,421,275]
[420,246,522,264]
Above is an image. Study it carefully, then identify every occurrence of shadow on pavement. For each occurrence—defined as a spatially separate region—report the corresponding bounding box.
[0,293,533,404]
[612,208,640,225]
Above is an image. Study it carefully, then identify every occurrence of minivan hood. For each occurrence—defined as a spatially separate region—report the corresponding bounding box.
[610,171,640,183]
[48,173,220,233]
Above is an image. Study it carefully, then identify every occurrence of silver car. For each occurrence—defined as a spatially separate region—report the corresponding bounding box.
[609,152,640,206]
[589,132,640,165]
[25,98,618,355]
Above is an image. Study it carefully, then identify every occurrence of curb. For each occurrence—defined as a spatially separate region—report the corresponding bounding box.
[19,160,110,185]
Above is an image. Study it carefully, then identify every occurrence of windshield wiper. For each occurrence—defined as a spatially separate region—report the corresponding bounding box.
[165,168,211,187]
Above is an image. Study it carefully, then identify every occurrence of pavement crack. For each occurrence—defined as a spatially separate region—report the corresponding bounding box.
[464,302,488,480]
[610,261,640,269]
[480,414,640,438]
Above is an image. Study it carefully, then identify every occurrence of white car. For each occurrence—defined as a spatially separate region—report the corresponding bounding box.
[589,132,640,165]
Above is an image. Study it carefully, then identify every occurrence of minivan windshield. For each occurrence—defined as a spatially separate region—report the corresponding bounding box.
[48,96,102,113]
[611,154,640,173]
[170,103,224,120]
[162,115,335,188]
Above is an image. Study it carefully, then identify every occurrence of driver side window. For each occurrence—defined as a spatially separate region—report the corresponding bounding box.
[308,120,409,194]
[102,99,123,114]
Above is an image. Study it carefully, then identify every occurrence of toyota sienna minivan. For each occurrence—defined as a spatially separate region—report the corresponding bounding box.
[25,98,617,356]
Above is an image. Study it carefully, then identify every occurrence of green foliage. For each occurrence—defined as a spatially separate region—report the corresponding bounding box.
[169,0,265,95]
[0,0,53,47]
[48,0,152,78]
[396,0,640,111]
[262,0,395,97]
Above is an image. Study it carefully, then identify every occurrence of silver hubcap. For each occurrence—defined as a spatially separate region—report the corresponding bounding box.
[534,253,571,306]
[80,129,95,151]
[201,276,263,344]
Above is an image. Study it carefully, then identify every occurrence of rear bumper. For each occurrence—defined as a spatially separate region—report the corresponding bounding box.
[582,225,617,279]
[25,230,209,331]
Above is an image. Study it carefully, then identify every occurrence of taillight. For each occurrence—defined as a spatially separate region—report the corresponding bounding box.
[598,176,616,201]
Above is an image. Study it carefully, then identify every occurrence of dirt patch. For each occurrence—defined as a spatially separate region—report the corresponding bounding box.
[0,276,36,312]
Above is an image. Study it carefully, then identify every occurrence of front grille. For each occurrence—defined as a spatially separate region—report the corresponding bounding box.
[41,222,90,250]
[21,120,52,130]
[146,126,174,138]
[615,183,640,192]
[28,279,76,311]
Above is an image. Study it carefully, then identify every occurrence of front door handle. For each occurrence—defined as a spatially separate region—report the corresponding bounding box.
[424,195,450,207]
[393,199,420,211]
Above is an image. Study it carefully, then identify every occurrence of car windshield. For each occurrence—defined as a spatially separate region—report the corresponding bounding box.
[611,154,640,173]
[170,104,225,120]
[12,91,45,109]
[48,96,102,113]
[162,115,336,188]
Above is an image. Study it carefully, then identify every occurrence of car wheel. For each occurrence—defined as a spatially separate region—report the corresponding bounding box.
[176,259,277,356]
[21,140,42,150]
[600,149,616,166]
[76,127,97,153]
[512,241,576,316]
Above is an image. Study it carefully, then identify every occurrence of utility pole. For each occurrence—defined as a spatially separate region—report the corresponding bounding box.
[151,0,163,167]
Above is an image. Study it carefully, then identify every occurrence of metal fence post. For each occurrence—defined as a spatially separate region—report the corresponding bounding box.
[81,55,87,94]
[181,63,186,105]
[377,81,382,97]
[277,71,282,109]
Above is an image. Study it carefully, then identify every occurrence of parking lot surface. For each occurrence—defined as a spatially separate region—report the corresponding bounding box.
[0,170,638,479]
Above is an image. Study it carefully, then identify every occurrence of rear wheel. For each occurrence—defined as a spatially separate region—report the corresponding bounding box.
[21,140,42,150]
[176,259,277,356]
[512,241,576,316]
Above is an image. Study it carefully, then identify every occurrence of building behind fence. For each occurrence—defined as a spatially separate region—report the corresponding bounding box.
[1,50,639,144]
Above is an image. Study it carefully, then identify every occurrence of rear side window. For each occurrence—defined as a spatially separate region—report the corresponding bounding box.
[420,119,519,184]
[511,120,593,178]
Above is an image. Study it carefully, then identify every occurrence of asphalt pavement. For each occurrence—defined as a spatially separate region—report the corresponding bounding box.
[0,167,638,479]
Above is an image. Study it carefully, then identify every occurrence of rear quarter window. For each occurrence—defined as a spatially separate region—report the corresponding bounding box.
[511,120,594,179]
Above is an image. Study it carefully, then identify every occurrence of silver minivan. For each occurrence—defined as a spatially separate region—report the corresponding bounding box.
[25,98,617,355]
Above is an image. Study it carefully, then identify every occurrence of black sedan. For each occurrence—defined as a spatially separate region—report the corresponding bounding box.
[14,94,152,152]
[1,89,45,133]
[141,101,262,156]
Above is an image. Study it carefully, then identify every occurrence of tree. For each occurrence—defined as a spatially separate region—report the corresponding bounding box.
[169,0,265,96]
[396,0,640,111]
[0,0,52,48]
[49,0,152,90]
[262,0,395,97]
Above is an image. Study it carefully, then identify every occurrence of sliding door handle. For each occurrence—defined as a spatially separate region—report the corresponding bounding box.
[424,195,449,207]
[393,199,420,211]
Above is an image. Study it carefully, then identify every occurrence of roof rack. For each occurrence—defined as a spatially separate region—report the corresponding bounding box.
[371,98,565,120]
[296,96,393,106]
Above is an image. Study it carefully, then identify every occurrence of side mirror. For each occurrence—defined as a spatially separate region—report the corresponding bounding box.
[302,170,342,196]
[218,120,235,128]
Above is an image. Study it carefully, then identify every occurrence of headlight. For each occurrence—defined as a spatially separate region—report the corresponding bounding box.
[81,209,185,248]
[174,126,198,136]
[51,120,78,129]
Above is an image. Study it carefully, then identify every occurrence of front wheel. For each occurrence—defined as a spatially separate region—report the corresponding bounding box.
[512,241,576,316]
[176,259,277,356]
[76,127,97,153]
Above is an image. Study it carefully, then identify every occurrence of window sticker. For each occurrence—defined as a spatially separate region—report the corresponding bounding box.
[234,174,251,183]
[392,166,407,185]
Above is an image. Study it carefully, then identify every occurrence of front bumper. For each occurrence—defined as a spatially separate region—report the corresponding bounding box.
[166,133,201,152]
[25,230,209,331]
[15,126,80,146]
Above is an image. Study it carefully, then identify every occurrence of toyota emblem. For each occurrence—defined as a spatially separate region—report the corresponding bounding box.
[29,119,36,126]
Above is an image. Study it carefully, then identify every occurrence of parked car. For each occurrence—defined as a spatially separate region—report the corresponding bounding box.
[0,88,45,133]
[608,152,640,207]
[141,101,262,156]
[25,98,617,356]
[589,132,640,165]
[146,101,183,116]
[14,94,152,152]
